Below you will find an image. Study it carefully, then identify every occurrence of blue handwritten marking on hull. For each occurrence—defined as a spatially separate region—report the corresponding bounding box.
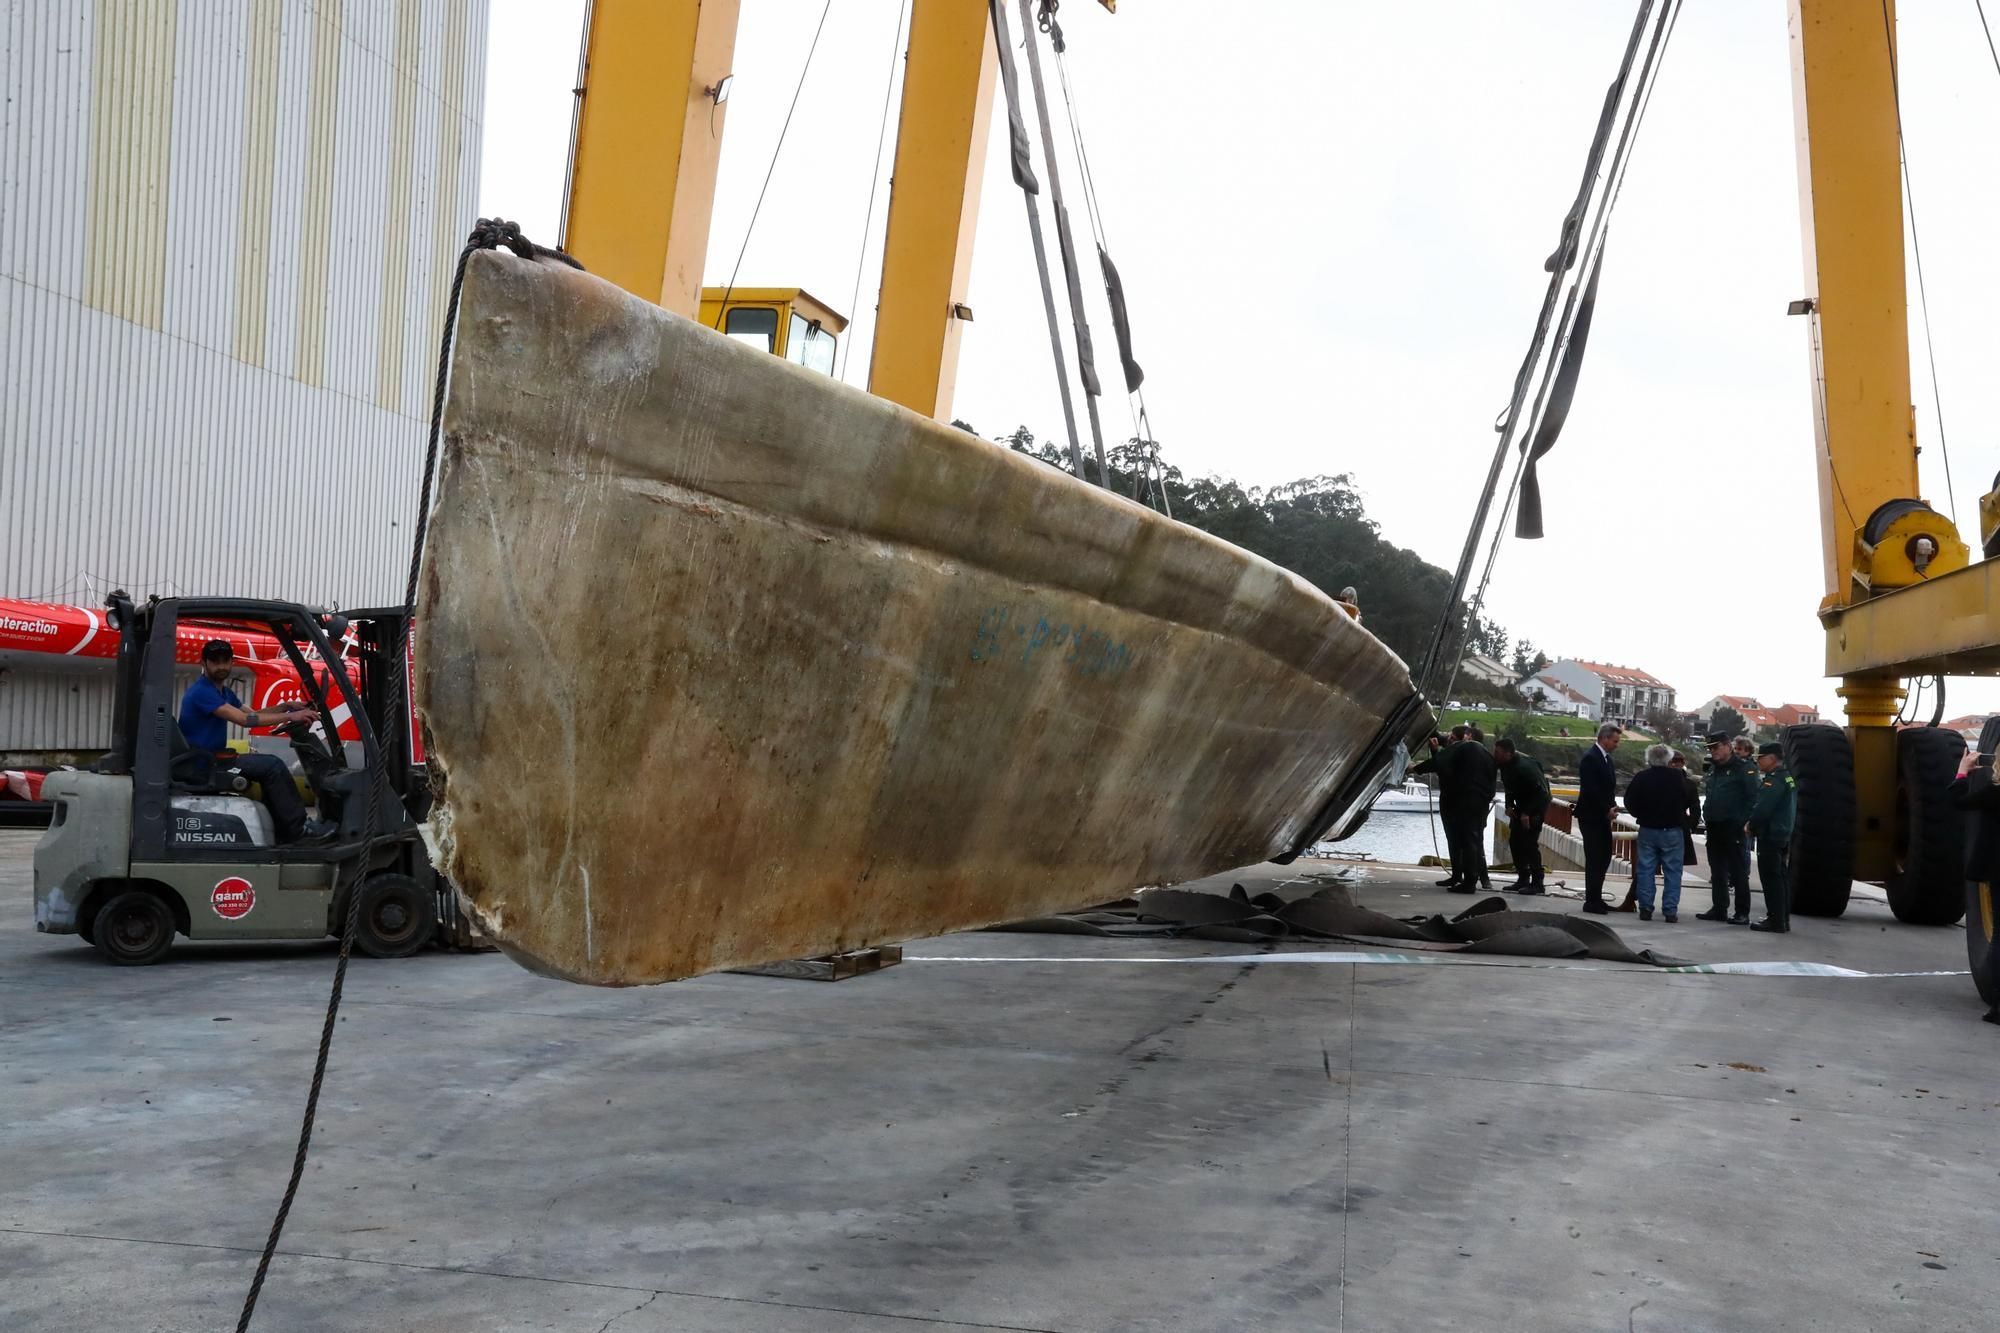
[969,605,1135,676]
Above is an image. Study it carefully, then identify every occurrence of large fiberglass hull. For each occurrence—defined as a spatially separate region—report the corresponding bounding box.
[417,251,1431,984]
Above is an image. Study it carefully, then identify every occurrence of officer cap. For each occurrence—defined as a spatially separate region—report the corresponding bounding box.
[1705,732,1732,746]
[1757,742,1783,757]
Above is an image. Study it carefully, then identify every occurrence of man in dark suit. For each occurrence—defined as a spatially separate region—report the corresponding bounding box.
[1413,725,1471,886]
[1443,726,1498,894]
[1575,721,1625,914]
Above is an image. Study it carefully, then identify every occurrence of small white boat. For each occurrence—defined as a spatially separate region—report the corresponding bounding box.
[1372,780,1438,814]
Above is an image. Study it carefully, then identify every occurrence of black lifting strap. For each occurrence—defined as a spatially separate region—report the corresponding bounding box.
[1514,252,1603,540]
[1099,244,1143,394]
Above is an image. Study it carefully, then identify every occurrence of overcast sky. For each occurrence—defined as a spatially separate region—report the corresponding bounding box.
[481,1,2000,722]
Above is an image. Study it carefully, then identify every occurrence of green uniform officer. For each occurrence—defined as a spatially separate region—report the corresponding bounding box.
[1748,741,1797,932]
[1494,739,1551,894]
[1697,734,1761,923]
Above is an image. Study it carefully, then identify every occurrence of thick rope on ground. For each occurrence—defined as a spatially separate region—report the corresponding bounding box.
[235,220,579,1332]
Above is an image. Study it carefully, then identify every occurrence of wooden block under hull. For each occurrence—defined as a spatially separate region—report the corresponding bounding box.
[728,945,904,982]
[417,251,1432,985]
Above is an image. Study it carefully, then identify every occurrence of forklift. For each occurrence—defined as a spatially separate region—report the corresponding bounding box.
[33,592,448,965]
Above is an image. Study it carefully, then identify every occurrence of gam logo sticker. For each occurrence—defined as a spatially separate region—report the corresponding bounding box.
[211,876,256,920]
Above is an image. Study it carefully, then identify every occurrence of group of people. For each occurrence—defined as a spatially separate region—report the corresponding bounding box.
[1412,724,1548,894]
[1411,720,1797,931]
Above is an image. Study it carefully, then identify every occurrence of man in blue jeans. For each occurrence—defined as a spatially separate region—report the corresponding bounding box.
[178,639,319,841]
[1623,743,1689,922]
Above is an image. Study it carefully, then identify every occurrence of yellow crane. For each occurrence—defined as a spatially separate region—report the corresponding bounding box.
[548,0,1997,1006]
[1787,0,1998,999]
[558,0,998,408]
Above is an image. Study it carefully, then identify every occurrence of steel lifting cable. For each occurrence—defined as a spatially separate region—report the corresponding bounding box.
[1436,0,1684,711]
[1016,0,1111,486]
[1415,0,1660,702]
[839,0,910,383]
[1880,0,1958,525]
[234,220,581,1333]
[1979,0,2000,77]
[1052,20,1170,516]
[1056,26,1152,486]
[711,0,835,328]
[988,0,1089,479]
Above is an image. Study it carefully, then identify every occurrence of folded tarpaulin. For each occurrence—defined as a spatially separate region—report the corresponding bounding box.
[988,880,1695,968]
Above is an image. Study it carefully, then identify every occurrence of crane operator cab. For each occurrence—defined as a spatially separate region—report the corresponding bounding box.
[698,287,847,377]
[32,593,448,966]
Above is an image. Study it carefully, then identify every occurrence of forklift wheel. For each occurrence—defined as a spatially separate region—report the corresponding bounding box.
[354,874,437,959]
[92,891,176,966]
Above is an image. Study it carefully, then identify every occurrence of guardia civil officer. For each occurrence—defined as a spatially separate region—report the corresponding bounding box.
[1696,733,1759,924]
[1493,737,1550,894]
[1747,741,1797,932]
[1436,726,1498,893]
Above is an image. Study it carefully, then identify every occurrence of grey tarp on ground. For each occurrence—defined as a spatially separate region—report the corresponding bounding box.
[989,881,1694,968]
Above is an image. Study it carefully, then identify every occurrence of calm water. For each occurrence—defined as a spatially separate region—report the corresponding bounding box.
[1323,808,1490,865]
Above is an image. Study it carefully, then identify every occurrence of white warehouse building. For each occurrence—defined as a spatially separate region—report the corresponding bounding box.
[1,0,488,752]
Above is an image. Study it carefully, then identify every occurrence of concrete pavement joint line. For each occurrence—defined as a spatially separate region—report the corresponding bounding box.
[1336,962,1356,1333]
[0,1226,1068,1333]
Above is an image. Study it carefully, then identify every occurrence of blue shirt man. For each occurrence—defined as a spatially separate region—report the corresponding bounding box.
[177,639,318,840]
[179,673,244,753]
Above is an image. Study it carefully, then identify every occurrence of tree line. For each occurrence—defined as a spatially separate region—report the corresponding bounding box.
[956,423,1532,677]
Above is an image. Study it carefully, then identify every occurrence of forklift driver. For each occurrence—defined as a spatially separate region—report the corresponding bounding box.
[179,639,319,841]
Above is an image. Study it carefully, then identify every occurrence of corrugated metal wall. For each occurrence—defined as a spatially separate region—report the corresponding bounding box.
[0,0,490,750]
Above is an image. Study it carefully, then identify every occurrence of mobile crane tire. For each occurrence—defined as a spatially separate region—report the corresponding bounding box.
[1968,881,2000,1010]
[353,874,437,959]
[1783,724,1856,918]
[1886,727,1967,926]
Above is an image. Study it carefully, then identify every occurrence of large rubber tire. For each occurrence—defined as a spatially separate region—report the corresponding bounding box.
[353,874,437,959]
[1968,880,2000,1012]
[1887,727,1967,925]
[91,890,176,966]
[1783,724,1857,917]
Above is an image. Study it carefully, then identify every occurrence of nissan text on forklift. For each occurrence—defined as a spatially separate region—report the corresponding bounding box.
[32,591,451,965]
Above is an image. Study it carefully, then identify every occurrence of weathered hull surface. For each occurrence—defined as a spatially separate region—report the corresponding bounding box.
[419,252,1431,985]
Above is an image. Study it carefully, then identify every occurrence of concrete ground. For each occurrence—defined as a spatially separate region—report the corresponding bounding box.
[2,829,1995,1332]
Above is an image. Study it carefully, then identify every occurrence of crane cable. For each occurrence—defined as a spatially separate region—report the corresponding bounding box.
[1015,0,1112,487]
[710,0,835,330]
[1050,20,1170,513]
[987,0,1091,480]
[1439,0,1684,715]
[1880,0,1958,525]
[839,0,910,383]
[1978,0,2000,76]
[1414,0,1660,704]
[1427,0,1681,708]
